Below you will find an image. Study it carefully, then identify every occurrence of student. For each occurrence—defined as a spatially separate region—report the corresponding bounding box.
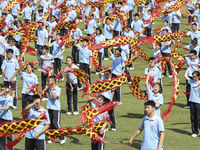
[0,34,6,77]
[88,96,108,150]
[36,22,48,69]
[187,0,196,23]
[94,28,105,73]
[0,84,13,150]
[183,50,199,109]
[113,9,122,38]
[46,76,66,144]
[1,36,19,61]
[131,13,144,38]
[98,69,115,131]
[128,101,165,150]
[86,14,97,36]
[44,15,58,54]
[18,2,32,23]
[127,0,135,24]
[170,9,182,33]
[145,71,163,116]
[142,8,153,37]
[5,10,14,27]
[161,12,172,28]
[103,17,113,60]
[74,38,92,83]
[160,29,173,78]
[36,10,44,21]
[65,56,79,115]
[123,25,135,70]
[72,21,82,64]
[153,43,162,59]
[40,46,54,100]
[18,63,39,119]
[184,66,200,137]
[160,20,172,34]
[24,94,50,150]
[185,23,200,47]
[184,38,199,58]
[108,47,125,103]
[1,49,19,108]
[49,33,65,79]
[144,57,161,91]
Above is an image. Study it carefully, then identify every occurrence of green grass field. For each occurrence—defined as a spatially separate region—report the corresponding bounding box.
[9,6,200,150]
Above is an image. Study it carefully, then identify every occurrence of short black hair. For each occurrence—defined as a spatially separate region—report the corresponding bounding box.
[116,47,122,53]
[96,28,102,34]
[38,10,43,13]
[82,38,89,43]
[49,75,56,81]
[191,38,198,45]
[157,42,162,47]
[31,94,41,103]
[42,45,49,50]
[118,2,122,5]
[162,28,168,33]
[6,49,14,54]
[135,13,139,17]
[148,57,155,62]
[163,20,168,24]
[1,83,9,89]
[190,50,197,55]
[144,100,155,107]
[66,56,74,62]
[192,23,197,27]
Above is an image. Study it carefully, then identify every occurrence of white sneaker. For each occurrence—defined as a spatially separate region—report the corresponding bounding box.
[191,134,199,137]
[162,75,166,78]
[66,112,72,115]
[84,29,87,31]
[104,58,109,60]
[127,67,130,69]
[168,75,173,78]
[96,72,99,75]
[0,75,2,77]
[128,82,132,85]
[47,140,53,144]
[60,137,66,144]
[73,111,79,115]
[77,86,83,91]
[12,106,17,109]
[184,106,190,109]
[37,68,42,71]
[98,22,101,25]
[61,78,64,81]
[42,98,48,101]
[129,67,134,70]
[111,128,116,132]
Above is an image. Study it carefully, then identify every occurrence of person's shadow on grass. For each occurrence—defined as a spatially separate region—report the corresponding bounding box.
[121,139,142,149]
[167,128,191,136]
[119,113,144,119]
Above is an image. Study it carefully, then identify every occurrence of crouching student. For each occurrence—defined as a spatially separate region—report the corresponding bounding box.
[128,101,165,150]
[0,84,14,150]
[24,94,50,150]
[88,95,108,150]
[145,71,163,116]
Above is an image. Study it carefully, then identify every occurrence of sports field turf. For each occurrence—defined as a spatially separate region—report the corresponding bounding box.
[10,6,200,150]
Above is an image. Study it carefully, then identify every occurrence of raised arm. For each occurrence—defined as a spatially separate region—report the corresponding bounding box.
[184,65,191,81]
[145,71,151,93]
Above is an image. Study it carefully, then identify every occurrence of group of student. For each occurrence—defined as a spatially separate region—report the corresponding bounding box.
[0,0,200,150]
